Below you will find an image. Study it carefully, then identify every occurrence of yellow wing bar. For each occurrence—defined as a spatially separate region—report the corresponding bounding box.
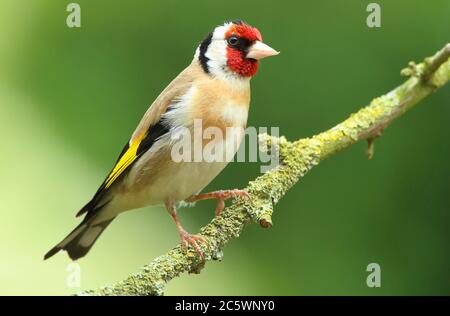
[104,140,141,189]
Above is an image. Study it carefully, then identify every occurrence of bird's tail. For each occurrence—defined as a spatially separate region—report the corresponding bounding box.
[44,216,115,261]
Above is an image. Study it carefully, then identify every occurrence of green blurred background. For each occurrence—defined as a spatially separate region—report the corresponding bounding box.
[0,0,448,295]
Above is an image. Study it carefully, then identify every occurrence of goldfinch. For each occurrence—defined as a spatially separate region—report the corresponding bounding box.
[44,20,279,260]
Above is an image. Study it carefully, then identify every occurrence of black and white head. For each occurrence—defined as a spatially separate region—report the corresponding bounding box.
[195,20,279,81]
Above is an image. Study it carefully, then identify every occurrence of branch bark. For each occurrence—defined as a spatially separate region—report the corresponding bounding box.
[80,43,450,296]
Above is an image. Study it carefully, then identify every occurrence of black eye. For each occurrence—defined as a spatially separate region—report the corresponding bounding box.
[227,36,239,46]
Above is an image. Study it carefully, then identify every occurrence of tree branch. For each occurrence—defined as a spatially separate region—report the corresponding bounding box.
[80,43,450,296]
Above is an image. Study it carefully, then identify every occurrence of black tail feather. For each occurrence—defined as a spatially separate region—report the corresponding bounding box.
[44,217,115,261]
[75,199,94,218]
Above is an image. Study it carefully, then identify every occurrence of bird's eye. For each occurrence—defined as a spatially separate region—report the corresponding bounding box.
[227,36,239,46]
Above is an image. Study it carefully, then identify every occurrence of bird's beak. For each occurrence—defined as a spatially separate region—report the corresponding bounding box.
[246,41,280,60]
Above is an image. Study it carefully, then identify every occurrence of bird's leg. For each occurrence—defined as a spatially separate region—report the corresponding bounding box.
[186,189,250,216]
[165,201,207,259]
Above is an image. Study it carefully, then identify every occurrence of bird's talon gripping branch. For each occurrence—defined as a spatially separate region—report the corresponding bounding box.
[186,189,250,216]
[179,230,208,259]
[165,201,208,259]
[215,200,225,216]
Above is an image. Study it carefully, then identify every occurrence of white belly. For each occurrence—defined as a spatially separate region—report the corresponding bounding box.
[146,160,229,202]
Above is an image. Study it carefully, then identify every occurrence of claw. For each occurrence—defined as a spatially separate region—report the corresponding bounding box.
[218,189,250,200]
[215,189,251,216]
[215,199,225,216]
[179,230,208,259]
[187,189,251,217]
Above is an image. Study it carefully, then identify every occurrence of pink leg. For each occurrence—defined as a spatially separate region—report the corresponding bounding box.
[165,201,207,259]
[186,189,250,216]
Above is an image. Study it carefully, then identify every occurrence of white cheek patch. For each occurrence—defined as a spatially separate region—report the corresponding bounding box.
[204,23,230,78]
[205,40,228,74]
[207,24,229,67]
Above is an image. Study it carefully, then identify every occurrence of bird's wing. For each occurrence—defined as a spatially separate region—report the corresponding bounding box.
[77,62,203,218]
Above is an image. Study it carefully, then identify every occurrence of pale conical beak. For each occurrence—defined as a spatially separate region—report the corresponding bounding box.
[246,41,280,60]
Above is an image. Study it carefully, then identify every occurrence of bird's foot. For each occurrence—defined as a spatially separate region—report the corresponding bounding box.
[186,189,250,216]
[212,189,250,216]
[179,229,208,259]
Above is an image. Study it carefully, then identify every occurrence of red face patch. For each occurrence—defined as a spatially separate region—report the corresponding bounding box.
[225,23,263,42]
[225,23,262,77]
[226,48,259,77]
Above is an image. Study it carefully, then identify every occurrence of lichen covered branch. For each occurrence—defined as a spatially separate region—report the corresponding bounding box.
[80,44,450,296]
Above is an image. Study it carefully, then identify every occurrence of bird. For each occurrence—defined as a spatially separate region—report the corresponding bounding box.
[44,20,279,261]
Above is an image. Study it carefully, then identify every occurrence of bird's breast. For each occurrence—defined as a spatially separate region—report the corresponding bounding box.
[118,78,251,206]
[192,77,251,130]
